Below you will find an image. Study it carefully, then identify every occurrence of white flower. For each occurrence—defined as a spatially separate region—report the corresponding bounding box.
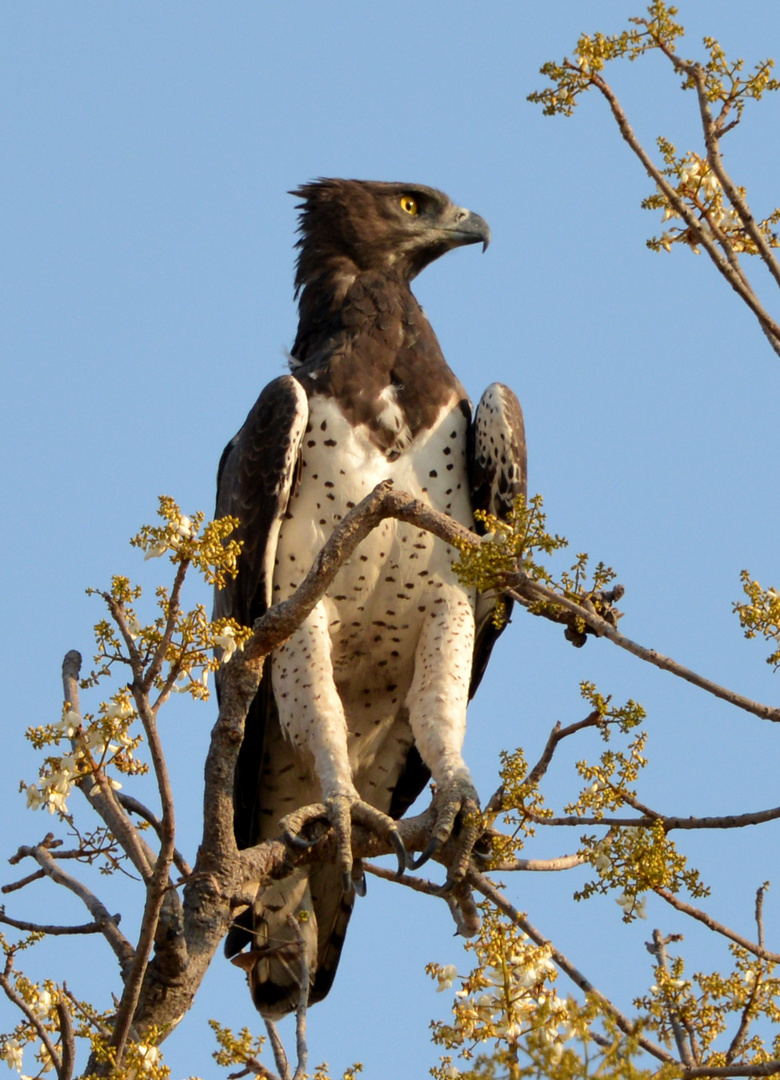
[593,853,610,872]
[25,784,43,810]
[436,964,458,992]
[127,615,142,640]
[144,541,168,560]
[55,710,80,737]
[46,790,69,815]
[136,1044,160,1072]
[214,625,243,664]
[32,990,52,1018]
[634,895,648,919]
[175,515,193,539]
[616,893,632,909]
[2,1038,23,1071]
[105,699,133,722]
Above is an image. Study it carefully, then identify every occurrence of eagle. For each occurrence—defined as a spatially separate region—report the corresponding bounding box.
[214,179,526,1018]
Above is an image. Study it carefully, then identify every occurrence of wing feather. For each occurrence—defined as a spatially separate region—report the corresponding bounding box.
[469,383,527,696]
[214,375,308,857]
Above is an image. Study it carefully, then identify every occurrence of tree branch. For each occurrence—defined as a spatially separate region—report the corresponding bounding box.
[62,651,157,882]
[654,888,780,964]
[587,70,780,358]
[0,908,111,936]
[10,843,134,976]
[509,576,780,722]
[469,870,677,1066]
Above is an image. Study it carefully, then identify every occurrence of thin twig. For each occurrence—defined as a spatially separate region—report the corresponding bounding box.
[288,916,310,1080]
[690,64,780,293]
[586,69,780,359]
[117,793,192,878]
[756,882,769,951]
[0,956,63,1079]
[264,1021,290,1080]
[62,651,156,882]
[648,928,695,1067]
[0,909,110,936]
[525,805,780,831]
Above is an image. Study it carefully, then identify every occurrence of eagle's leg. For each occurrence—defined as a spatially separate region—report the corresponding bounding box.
[280,796,406,893]
[273,608,406,893]
[405,594,483,884]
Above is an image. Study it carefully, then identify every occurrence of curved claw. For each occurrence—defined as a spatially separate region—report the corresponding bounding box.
[409,835,442,871]
[389,828,408,877]
[284,830,320,850]
[409,776,483,883]
[352,861,367,897]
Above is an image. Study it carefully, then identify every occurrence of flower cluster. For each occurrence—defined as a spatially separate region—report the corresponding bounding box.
[24,693,145,818]
[645,148,780,256]
[428,906,573,1078]
[734,570,780,669]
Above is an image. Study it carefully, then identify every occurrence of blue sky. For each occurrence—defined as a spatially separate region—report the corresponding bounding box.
[3,3,780,1077]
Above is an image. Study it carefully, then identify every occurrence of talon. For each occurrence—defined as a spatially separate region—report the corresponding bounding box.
[389,829,407,877]
[409,835,442,870]
[352,861,367,897]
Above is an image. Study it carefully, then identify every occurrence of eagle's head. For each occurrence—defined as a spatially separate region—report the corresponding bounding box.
[291,179,490,293]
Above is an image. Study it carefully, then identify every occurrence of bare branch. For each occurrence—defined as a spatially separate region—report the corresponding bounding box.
[756,882,769,951]
[524,710,604,788]
[288,916,309,1080]
[56,998,76,1080]
[655,888,780,964]
[1,869,46,894]
[264,1021,290,1080]
[0,908,111,937]
[509,576,780,722]
[488,853,587,872]
[11,844,134,976]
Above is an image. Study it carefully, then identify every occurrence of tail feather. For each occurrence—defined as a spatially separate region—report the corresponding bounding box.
[226,866,354,1019]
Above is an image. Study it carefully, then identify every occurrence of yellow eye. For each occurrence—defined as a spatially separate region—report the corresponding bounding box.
[400,195,418,215]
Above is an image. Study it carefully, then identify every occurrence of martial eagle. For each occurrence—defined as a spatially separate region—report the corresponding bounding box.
[215,179,526,1017]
